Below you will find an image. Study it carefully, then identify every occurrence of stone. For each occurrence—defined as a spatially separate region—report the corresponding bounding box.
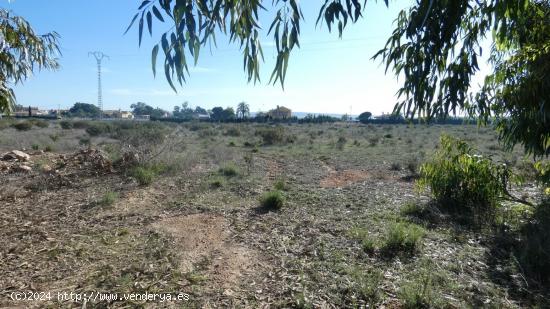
[11,150,31,162]
[13,165,32,173]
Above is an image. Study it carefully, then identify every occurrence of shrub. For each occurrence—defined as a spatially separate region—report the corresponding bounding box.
[417,134,513,219]
[390,162,401,171]
[399,266,440,308]
[384,133,393,138]
[44,145,54,152]
[224,126,241,137]
[32,119,49,128]
[368,137,379,146]
[219,163,239,177]
[60,120,74,129]
[99,191,118,207]
[406,157,419,175]
[256,126,286,145]
[382,222,425,254]
[274,178,287,191]
[336,136,347,150]
[209,176,225,188]
[31,144,40,150]
[130,164,166,186]
[12,121,33,131]
[85,122,113,136]
[348,227,376,253]
[515,201,550,284]
[260,190,285,210]
[400,202,424,217]
[79,137,91,146]
[73,120,91,129]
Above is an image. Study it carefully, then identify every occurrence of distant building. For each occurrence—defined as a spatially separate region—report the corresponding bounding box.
[194,113,210,120]
[103,110,134,119]
[134,115,150,121]
[267,105,292,119]
[13,106,49,117]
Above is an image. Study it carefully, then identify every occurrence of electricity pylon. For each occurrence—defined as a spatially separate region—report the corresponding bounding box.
[88,51,109,117]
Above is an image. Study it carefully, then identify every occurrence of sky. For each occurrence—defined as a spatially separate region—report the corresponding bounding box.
[6,0,418,115]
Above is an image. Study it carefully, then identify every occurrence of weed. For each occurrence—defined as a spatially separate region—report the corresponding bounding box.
[382,222,425,254]
[130,164,166,186]
[98,191,118,207]
[274,178,287,191]
[44,145,54,152]
[219,163,239,177]
[49,134,60,142]
[209,176,225,188]
[31,144,40,150]
[348,227,376,253]
[260,190,285,210]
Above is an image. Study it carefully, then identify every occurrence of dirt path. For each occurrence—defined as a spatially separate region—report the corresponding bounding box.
[319,160,370,188]
[153,213,260,291]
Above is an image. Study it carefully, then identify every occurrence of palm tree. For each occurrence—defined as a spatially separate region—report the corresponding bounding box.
[236,102,250,119]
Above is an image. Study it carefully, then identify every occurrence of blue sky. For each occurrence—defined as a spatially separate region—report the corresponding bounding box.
[6,0,417,115]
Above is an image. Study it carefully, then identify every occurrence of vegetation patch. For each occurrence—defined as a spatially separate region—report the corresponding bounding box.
[260,190,285,210]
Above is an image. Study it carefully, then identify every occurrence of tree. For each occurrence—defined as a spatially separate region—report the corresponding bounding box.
[173,101,194,119]
[68,102,101,118]
[358,112,372,124]
[222,107,235,120]
[210,107,224,121]
[128,0,549,157]
[0,9,60,113]
[131,102,167,118]
[236,102,250,119]
[131,102,154,115]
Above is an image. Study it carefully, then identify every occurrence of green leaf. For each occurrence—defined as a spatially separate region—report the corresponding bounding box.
[152,44,159,77]
[147,11,153,35]
[152,6,165,22]
[124,13,139,35]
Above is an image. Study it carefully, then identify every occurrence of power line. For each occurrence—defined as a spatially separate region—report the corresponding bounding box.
[88,51,109,117]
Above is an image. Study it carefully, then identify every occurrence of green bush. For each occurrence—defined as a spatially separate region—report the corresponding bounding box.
[382,222,425,254]
[219,163,239,177]
[31,144,40,150]
[85,122,113,136]
[417,134,513,219]
[130,164,166,186]
[256,126,286,145]
[260,190,285,210]
[12,121,33,131]
[60,120,74,129]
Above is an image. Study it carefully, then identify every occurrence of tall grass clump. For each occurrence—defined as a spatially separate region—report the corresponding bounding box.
[219,163,239,177]
[129,163,167,186]
[417,134,515,222]
[260,190,285,210]
[382,222,425,254]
